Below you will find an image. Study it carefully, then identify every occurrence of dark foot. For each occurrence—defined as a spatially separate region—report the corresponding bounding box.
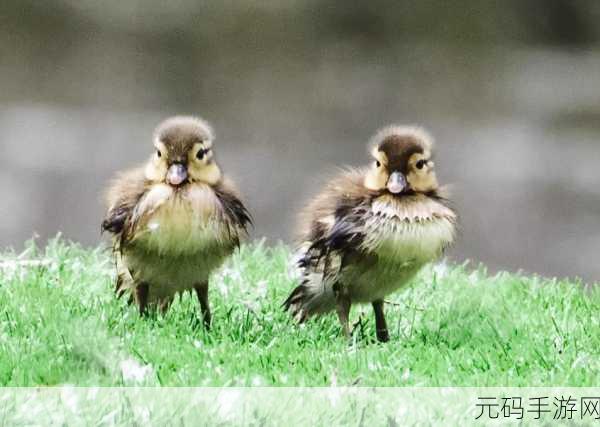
[372,300,390,343]
[376,328,390,343]
[194,284,211,330]
[135,283,150,316]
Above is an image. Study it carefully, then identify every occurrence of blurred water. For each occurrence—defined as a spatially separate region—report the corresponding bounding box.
[1,41,599,282]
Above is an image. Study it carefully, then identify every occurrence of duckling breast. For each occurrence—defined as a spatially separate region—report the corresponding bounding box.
[129,183,237,255]
[345,195,456,302]
[363,194,456,264]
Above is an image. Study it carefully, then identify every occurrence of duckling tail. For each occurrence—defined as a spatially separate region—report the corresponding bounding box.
[283,245,339,322]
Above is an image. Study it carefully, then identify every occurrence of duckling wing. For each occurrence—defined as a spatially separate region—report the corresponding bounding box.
[213,179,253,247]
[102,206,131,235]
[102,167,148,236]
[305,199,369,275]
[214,185,252,235]
[285,198,370,320]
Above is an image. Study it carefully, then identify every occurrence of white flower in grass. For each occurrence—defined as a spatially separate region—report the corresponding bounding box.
[214,277,230,297]
[99,410,119,425]
[468,271,480,284]
[553,336,564,353]
[86,388,99,400]
[572,354,589,368]
[256,280,268,298]
[135,407,151,424]
[327,372,342,407]
[251,375,264,386]
[327,390,342,408]
[395,403,408,419]
[217,390,242,420]
[432,262,449,279]
[214,267,244,296]
[60,386,79,413]
[71,259,83,272]
[330,371,338,387]
[0,259,53,280]
[120,358,153,383]
[243,300,258,312]
[401,367,410,381]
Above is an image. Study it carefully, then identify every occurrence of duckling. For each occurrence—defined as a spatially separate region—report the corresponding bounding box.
[284,125,456,342]
[102,116,251,326]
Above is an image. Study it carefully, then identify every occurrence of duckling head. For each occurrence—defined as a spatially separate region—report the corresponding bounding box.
[364,125,438,195]
[145,116,222,187]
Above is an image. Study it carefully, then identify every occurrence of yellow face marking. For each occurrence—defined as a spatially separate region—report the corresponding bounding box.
[145,139,222,186]
[406,152,438,193]
[145,140,168,182]
[187,142,222,185]
[364,150,389,191]
[154,141,167,157]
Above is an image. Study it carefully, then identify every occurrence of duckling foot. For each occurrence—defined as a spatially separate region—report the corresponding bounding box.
[372,300,390,343]
[335,293,351,339]
[194,283,211,330]
[135,283,149,316]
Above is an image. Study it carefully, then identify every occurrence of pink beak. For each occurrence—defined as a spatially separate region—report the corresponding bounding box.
[167,164,188,186]
[387,171,407,194]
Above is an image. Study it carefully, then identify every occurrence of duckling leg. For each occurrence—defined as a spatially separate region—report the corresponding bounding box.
[115,273,127,299]
[372,300,390,342]
[194,283,211,329]
[135,282,149,316]
[158,298,171,315]
[334,288,351,338]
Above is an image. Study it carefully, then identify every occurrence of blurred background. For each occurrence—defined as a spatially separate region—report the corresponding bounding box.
[1,1,599,282]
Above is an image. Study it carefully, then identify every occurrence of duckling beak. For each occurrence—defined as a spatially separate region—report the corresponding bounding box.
[387,171,406,194]
[167,163,188,186]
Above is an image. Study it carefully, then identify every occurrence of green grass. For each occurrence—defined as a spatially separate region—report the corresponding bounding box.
[0,237,598,387]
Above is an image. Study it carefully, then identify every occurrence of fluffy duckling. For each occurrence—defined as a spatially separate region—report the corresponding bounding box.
[102,116,251,326]
[284,125,456,342]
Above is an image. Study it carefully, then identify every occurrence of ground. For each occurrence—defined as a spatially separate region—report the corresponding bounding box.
[0,237,598,387]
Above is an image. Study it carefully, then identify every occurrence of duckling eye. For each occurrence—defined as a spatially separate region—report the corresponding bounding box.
[197,148,208,160]
[416,159,427,170]
[156,150,162,158]
[375,160,381,168]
